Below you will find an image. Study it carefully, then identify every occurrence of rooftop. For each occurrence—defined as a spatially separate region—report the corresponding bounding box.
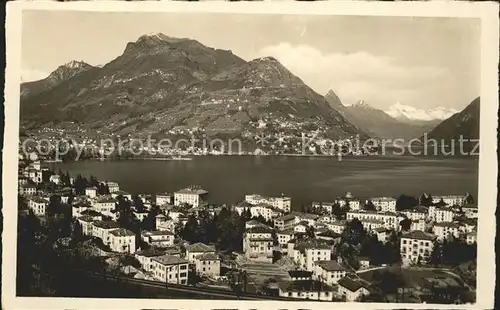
[315,260,346,272]
[279,280,334,292]
[196,253,220,261]
[246,225,273,234]
[175,187,208,195]
[316,230,342,239]
[109,228,135,237]
[276,214,296,222]
[148,230,175,236]
[185,242,215,253]
[288,270,312,278]
[135,248,166,257]
[277,228,294,235]
[401,230,437,241]
[433,222,460,228]
[92,220,120,230]
[78,215,95,223]
[153,254,188,266]
[338,276,369,292]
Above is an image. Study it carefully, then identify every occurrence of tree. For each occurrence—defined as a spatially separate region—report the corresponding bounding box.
[377,270,404,294]
[305,225,316,239]
[399,218,412,231]
[396,195,418,211]
[342,218,365,245]
[364,200,377,211]
[418,193,433,207]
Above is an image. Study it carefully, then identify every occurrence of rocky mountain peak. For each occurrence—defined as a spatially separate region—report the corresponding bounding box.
[352,100,371,109]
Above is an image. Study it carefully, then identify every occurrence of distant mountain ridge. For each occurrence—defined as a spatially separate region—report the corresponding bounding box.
[20,33,363,141]
[385,102,459,122]
[21,61,95,99]
[426,97,480,141]
[324,92,439,140]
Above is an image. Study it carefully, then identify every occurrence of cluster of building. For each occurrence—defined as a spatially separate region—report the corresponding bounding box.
[18,158,477,301]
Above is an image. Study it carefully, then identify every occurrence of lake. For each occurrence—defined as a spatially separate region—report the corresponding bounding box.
[49,155,479,209]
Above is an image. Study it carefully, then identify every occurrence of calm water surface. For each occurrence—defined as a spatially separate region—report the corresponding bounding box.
[50,156,478,209]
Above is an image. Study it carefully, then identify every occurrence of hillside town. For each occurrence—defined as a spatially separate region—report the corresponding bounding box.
[18,155,477,303]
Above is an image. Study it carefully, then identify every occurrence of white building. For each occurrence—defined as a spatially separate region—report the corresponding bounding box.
[49,175,61,185]
[359,257,370,269]
[293,242,332,272]
[155,214,176,232]
[428,206,454,223]
[410,219,426,232]
[401,209,427,221]
[156,193,172,206]
[135,248,167,272]
[185,242,216,264]
[432,195,467,206]
[337,277,370,302]
[85,187,98,198]
[106,181,120,193]
[174,187,208,207]
[313,260,347,285]
[77,216,97,235]
[142,230,175,247]
[20,183,37,196]
[91,220,121,246]
[111,191,132,201]
[370,197,397,212]
[28,196,48,216]
[347,210,403,230]
[243,226,274,263]
[466,231,477,245]
[194,253,221,277]
[462,205,478,219]
[235,203,283,222]
[373,227,391,243]
[109,228,136,254]
[400,230,437,266]
[92,196,117,217]
[311,202,335,214]
[274,214,296,230]
[151,255,189,285]
[245,194,291,212]
[360,218,385,231]
[276,229,294,252]
[432,222,461,241]
[278,280,335,301]
[326,221,346,234]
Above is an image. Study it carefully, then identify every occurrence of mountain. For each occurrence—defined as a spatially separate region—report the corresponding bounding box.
[385,102,459,122]
[21,61,95,99]
[20,33,363,141]
[324,94,438,140]
[426,97,480,141]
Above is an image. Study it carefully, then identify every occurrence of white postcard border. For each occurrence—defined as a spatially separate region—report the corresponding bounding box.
[3,1,499,310]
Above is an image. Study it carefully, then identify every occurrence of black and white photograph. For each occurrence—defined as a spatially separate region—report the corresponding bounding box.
[2,1,498,309]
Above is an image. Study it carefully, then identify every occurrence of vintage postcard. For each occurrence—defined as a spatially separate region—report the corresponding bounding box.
[2,1,498,309]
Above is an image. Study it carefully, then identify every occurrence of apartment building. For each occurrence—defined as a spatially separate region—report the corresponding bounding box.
[106,181,120,193]
[428,206,454,223]
[194,253,221,277]
[312,202,335,214]
[173,187,208,207]
[400,230,437,266]
[20,183,37,196]
[433,222,461,241]
[245,194,291,212]
[313,260,347,285]
[325,221,346,234]
[109,228,136,254]
[337,276,370,302]
[92,196,117,217]
[274,214,296,231]
[294,242,332,272]
[156,193,172,206]
[410,219,426,232]
[185,242,216,264]
[278,280,335,301]
[135,248,166,272]
[369,197,397,212]
[141,230,175,247]
[91,220,121,246]
[151,255,189,285]
[85,187,98,198]
[28,196,48,216]
[347,210,403,230]
[276,228,294,252]
[432,195,467,206]
[243,226,274,263]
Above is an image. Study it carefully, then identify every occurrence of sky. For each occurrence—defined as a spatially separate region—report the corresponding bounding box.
[21,11,481,110]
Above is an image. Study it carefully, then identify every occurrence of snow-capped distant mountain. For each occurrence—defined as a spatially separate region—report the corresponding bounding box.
[385,102,459,122]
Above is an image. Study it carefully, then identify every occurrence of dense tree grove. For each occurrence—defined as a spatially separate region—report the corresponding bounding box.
[176,207,251,253]
[429,238,477,267]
